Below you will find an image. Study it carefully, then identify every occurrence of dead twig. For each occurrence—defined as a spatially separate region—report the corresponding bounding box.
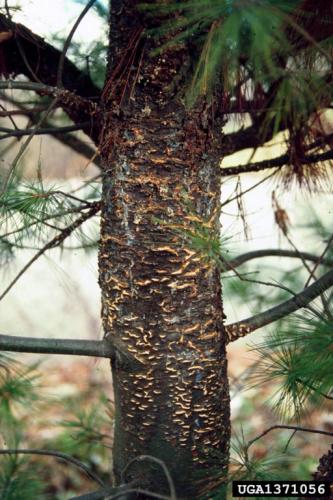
[0,448,106,487]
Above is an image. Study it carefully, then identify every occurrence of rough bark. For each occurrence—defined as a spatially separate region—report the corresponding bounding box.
[98,2,230,497]
[313,444,333,500]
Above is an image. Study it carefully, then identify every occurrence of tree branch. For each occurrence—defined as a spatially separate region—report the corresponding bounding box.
[0,204,96,240]
[0,14,101,141]
[0,202,101,302]
[56,0,97,88]
[0,14,100,97]
[0,79,68,96]
[0,448,106,487]
[69,489,118,500]
[222,119,286,157]
[0,81,99,141]
[0,92,102,168]
[226,268,333,342]
[0,122,90,140]
[221,148,333,177]
[221,1,333,158]
[221,170,277,206]
[0,97,59,195]
[0,332,145,368]
[0,334,113,358]
[221,87,333,160]
[304,232,333,287]
[246,425,333,455]
[225,249,333,271]
[0,104,52,117]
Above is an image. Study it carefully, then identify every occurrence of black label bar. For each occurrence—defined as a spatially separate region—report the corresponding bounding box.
[232,481,331,497]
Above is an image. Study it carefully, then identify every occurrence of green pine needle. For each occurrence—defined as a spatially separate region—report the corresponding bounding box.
[248,313,333,419]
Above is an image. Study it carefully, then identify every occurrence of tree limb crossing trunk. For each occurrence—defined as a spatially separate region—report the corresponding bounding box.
[98,3,230,496]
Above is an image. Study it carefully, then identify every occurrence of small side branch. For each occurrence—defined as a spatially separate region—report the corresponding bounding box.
[0,448,106,487]
[0,81,99,141]
[0,80,62,96]
[221,148,333,177]
[0,334,114,358]
[56,0,97,88]
[222,120,285,157]
[0,202,100,302]
[246,425,333,455]
[226,268,333,342]
[226,249,333,270]
[0,333,145,369]
[0,13,101,140]
[0,93,102,168]
[69,489,118,500]
[0,122,90,140]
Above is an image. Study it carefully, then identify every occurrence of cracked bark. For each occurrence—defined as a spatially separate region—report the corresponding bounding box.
[98,3,230,497]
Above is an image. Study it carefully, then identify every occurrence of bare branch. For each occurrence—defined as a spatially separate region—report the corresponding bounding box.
[0,104,51,117]
[0,82,98,131]
[0,14,100,99]
[0,12,101,141]
[221,170,277,206]
[246,425,333,455]
[0,448,106,487]
[0,92,102,168]
[304,232,333,287]
[0,122,90,140]
[226,268,333,342]
[221,149,333,177]
[222,120,285,157]
[0,97,59,194]
[0,80,68,95]
[69,489,118,500]
[220,255,298,297]
[0,330,145,368]
[226,249,333,271]
[0,101,19,132]
[0,334,113,358]
[54,132,101,168]
[56,0,98,88]
[0,204,97,240]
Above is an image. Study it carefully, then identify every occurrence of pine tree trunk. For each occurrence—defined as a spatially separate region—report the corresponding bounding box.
[98,3,230,497]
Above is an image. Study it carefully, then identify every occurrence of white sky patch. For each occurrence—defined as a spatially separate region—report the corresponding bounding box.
[12,0,107,48]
